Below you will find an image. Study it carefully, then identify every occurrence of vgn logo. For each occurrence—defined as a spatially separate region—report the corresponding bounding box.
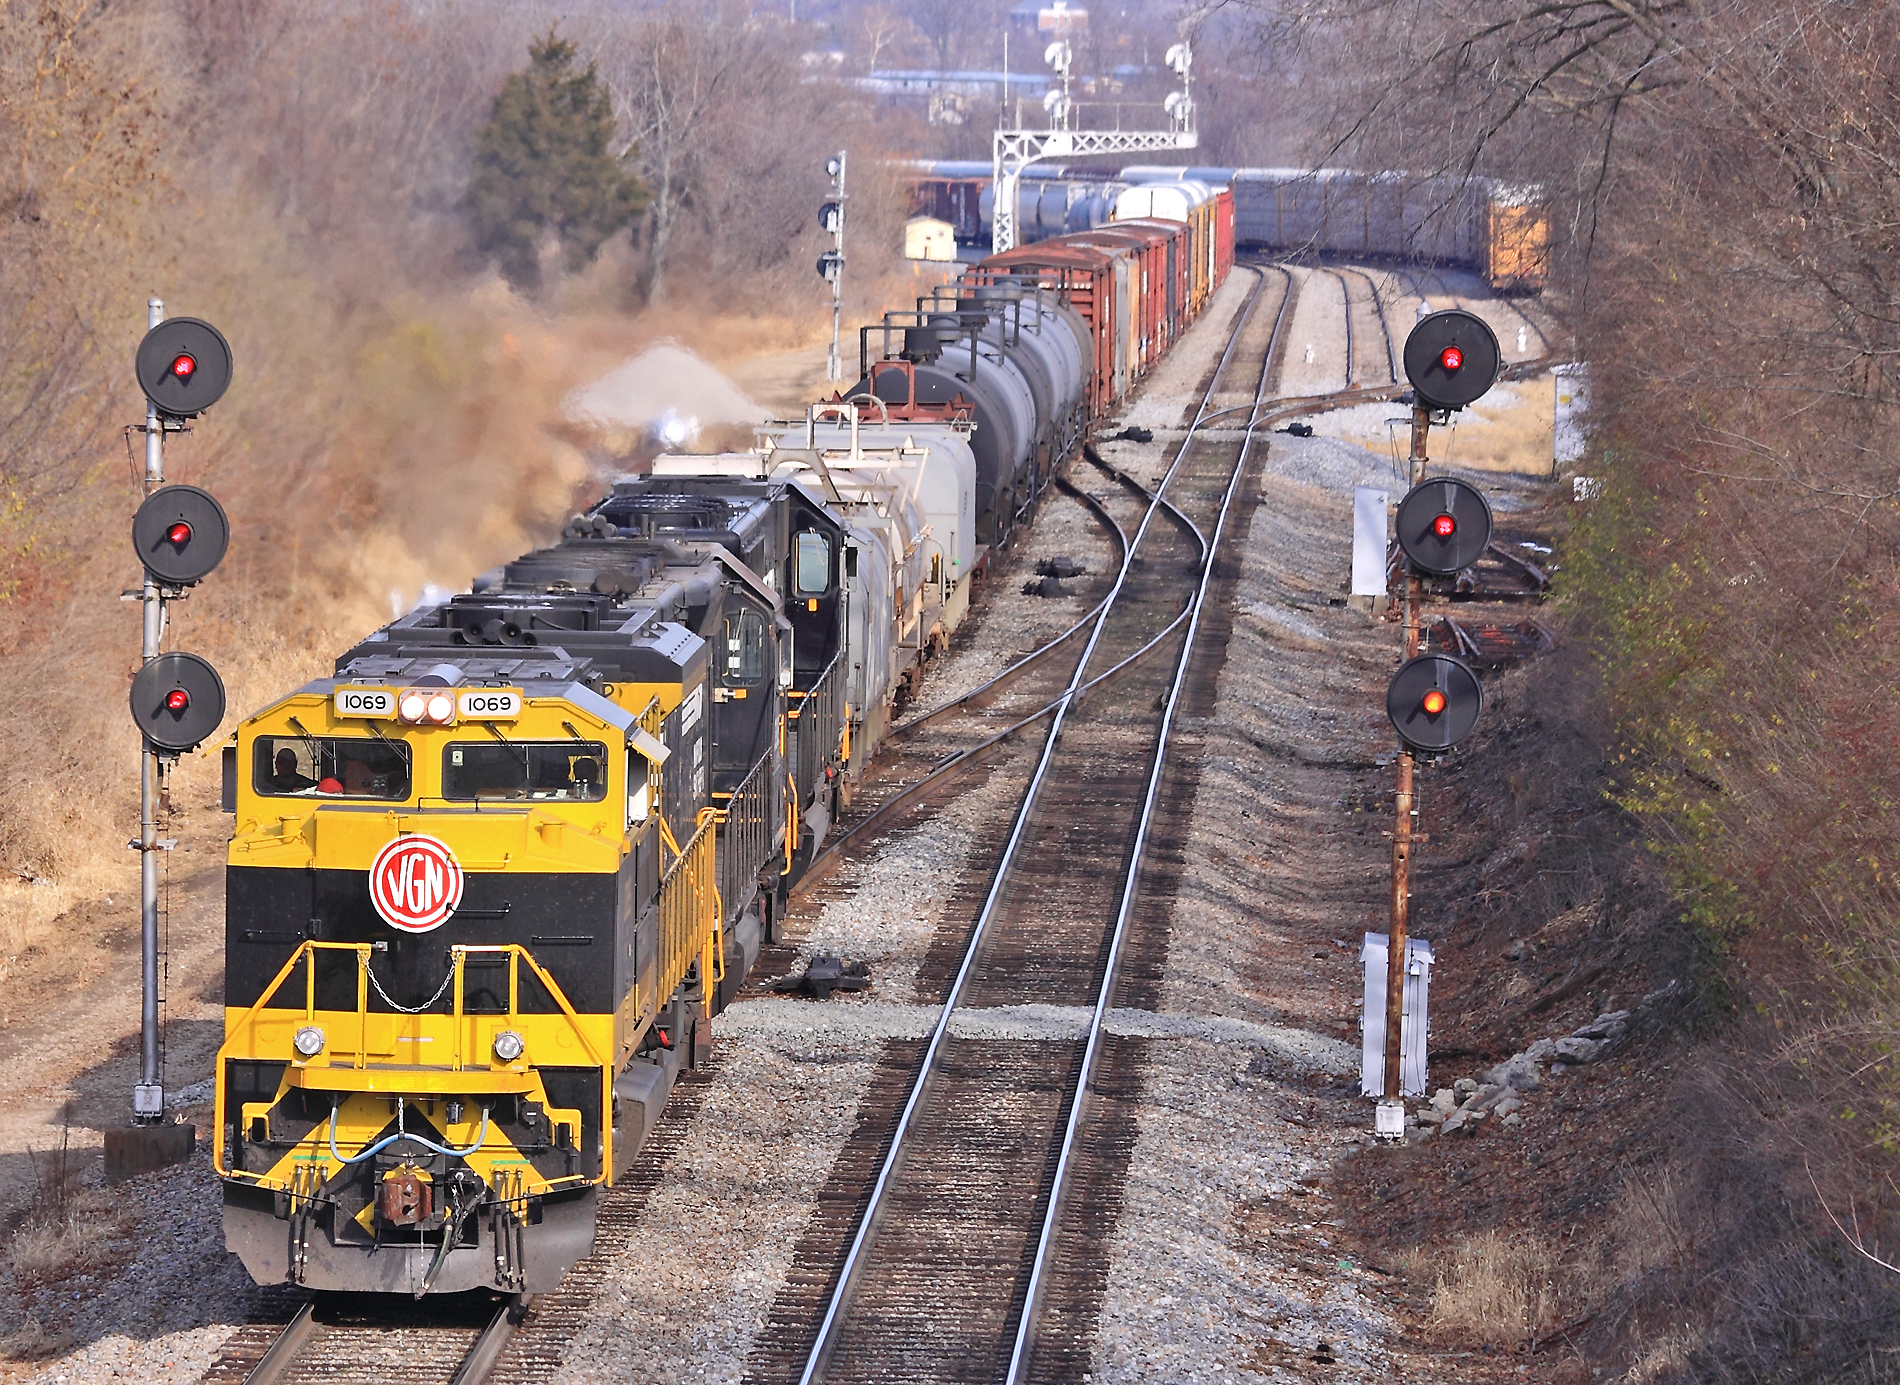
[369,834,464,933]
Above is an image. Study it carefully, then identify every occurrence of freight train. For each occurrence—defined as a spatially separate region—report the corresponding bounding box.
[906,160,1548,292]
[211,194,1238,1296]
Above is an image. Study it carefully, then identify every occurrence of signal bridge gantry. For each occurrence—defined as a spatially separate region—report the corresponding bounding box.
[990,40,1197,255]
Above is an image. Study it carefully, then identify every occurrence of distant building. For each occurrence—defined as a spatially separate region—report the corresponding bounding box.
[1009,0,1088,39]
[844,70,1054,125]
[905,217,958,261]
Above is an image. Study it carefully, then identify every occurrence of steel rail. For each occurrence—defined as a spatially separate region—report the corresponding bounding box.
[239,1294,524,1385]
[239,1301,316,1385]
[888,477,1130,738]
[789,585,1207,904]
[449,1297,528,1385]
[1344,264,1400,383]
[1320,266,1356,390]
[788,272,1302,900]
[794,265,1275,1385]
[1083,447,1208,552]
[1005,272,1304,1382]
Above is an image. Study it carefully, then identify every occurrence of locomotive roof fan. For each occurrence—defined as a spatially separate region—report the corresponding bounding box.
[1403,309,1502,412]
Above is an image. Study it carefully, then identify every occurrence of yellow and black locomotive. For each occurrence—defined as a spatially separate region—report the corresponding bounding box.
[214,476,851,1294]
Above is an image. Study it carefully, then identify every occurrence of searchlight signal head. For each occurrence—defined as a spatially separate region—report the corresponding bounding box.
[1402,309,1500,411]
[1386,654,1483,753]
[135,316,232,418]
[132,484,229,586]
[130,651,226,752]
[1396,477,1492,576]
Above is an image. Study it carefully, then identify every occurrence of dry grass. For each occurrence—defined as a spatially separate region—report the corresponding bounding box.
[1427,1228,1562,1344]
[3,1125,136,1298]
[0,1317,68,1363]
[1327,375,1557,476]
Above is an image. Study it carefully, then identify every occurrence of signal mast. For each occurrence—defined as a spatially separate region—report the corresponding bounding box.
[113,302,234,1176]
[990,38,1199,254]
[1366,311,1503,1140]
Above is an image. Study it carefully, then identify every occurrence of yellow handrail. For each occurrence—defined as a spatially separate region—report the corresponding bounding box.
[656,818,720,1008]
[213,940,610,1181]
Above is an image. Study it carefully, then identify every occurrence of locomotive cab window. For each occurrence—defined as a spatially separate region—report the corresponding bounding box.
[254,737,411,799]
[794,530,832,596]
[722,609,768,684]
[442,741,608,801]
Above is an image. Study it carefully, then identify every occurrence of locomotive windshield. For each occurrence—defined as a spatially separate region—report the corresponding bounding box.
[254,736,411,799]
[442,741,609,801]
[795,531,832,595]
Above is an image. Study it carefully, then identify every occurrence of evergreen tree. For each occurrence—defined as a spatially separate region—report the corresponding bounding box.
[465,31,648,292]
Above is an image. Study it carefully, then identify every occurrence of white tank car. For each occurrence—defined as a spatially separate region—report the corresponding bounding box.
[653,403,983,770]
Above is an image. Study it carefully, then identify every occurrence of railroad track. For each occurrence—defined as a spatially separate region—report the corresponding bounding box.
[208,1293,519,1385]
[738,263,1316,1384]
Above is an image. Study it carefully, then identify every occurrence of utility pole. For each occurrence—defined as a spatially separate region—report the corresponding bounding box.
[819,152,847,382]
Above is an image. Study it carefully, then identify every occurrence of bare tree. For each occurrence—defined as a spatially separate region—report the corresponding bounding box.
[908,0,1005,71]
[857,0,910,70]
[592,11,754,303]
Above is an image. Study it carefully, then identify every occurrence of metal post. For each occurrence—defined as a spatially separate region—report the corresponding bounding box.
[1382,403,1432,1104]
[134,296,166,1123]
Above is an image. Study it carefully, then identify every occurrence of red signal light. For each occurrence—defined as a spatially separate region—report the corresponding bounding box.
[170,353,197,381]
[164,688,190,712]
[1439,346,1463,372]
[1421,689,1447,716]
[1432,513,1456,538]
[166,521,192,546]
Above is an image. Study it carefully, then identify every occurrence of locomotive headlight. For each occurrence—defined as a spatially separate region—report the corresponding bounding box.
[425,692,454,723]
[399,691,427,722]
[492,1029,526,1062]
[293,1025,326,1057]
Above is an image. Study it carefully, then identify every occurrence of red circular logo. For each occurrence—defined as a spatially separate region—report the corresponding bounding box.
[369,834,464,933]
